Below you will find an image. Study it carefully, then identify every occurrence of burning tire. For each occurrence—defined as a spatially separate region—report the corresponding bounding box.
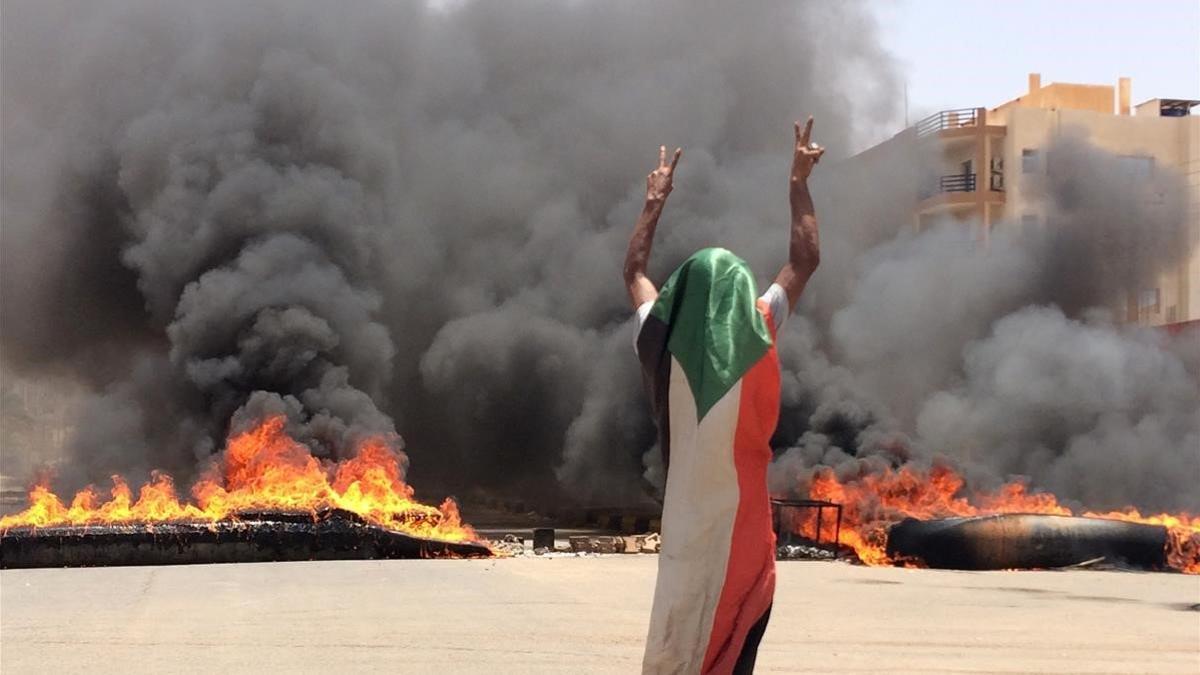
[0,508,491,569]
[886,514,1168,571]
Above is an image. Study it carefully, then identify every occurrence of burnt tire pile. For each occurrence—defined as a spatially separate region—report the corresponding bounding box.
[0,508,491,569]
[886,514,1167,571]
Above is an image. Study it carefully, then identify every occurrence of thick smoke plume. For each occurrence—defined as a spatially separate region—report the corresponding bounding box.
[1,0,897,499]
[771,134,1199,514]
[2,1,1196,514]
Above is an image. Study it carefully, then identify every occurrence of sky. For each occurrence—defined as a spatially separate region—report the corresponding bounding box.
[870,0,1200,134]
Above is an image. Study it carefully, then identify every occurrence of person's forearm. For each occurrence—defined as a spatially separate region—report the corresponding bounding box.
[624,199,664,299]
[788,180,820,275]
[624,145,679,308]
[775,117,822,307]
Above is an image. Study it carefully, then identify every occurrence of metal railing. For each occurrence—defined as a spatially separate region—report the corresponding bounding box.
[771,498,842,549]
[915,107,979,137]
[920,172,976,199]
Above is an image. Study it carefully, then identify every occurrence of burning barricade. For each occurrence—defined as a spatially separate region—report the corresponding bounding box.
[773,465,1200,573]
[0,416,491,568]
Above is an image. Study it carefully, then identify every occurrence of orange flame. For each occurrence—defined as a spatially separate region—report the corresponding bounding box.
[0,416,480,545]
[785,464,1199,573]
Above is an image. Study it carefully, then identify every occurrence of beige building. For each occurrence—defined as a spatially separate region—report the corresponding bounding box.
[866,73,1200,327]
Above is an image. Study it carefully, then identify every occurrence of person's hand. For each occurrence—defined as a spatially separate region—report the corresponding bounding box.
[646,145,682,203]
[791,116,824,185]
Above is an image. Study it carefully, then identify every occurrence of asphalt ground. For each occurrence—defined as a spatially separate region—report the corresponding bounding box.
[2,556,1197,673]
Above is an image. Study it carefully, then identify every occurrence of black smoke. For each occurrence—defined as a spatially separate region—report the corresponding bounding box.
[2,1,1195,514]
[770,132,1199,513]
[0,0,898,499]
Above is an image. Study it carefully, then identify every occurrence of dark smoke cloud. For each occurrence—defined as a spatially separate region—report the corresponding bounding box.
[1033,131,1189,315]
[2,1,1195,515]
[1,0,899,499]
[917,306,1200,511]
[770,130,1199,513]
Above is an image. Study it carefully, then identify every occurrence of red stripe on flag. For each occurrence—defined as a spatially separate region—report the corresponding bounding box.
[702,301,780,673]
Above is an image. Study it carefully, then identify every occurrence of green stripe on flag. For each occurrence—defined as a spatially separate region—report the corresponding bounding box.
[650,248,771,420]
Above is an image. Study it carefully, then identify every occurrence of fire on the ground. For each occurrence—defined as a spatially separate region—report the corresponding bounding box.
[0,416,481,546]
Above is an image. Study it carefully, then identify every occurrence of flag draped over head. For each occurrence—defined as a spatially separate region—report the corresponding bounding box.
[652,247,773,420]
[636,247,775,473]
[635,247,787,674]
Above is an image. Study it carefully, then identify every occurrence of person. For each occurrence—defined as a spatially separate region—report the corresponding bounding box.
[624,118,824,674]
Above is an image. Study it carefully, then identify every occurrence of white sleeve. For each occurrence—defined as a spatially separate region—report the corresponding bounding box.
[760,283,789,331]
[633,300,654,352]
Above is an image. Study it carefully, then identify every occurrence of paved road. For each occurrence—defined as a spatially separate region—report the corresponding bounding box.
[2,557,1197,673]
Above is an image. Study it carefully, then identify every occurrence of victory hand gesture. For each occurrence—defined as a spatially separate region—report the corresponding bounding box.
[646,145,682,203]
[791,116,824,185]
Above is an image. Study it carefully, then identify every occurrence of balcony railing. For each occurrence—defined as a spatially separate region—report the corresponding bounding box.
[915,108,979,137]
[920,173,976,200]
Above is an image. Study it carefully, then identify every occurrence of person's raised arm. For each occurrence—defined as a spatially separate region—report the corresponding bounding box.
[624,145,682,309]
[774,116,825,310]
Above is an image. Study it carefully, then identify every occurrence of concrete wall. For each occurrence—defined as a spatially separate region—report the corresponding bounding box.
[1135,99,1162,117]
[998,106,1052,226]
[1058,110,1198,324]
[993,82,1115,116]
[934,136,978,178]
[998,107,1200,324]
[1183,117,1200,321]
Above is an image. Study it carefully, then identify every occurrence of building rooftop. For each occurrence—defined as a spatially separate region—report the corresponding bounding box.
[1134,98,1199,117]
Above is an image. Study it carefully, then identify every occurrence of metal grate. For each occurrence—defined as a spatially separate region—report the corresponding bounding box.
[914,108,979,137]
[920,172,976,199]
[771,498,842,548]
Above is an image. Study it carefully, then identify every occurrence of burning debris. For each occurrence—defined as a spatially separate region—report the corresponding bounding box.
[0,416,489,567]
[0,1,1196,580]
[885,514,1168,571]
[775,543,837,561]
[774,465,1200,573]
[0,508,489,570]
[567,533,660,555]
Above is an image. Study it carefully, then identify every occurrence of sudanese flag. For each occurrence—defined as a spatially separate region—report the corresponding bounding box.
[635,247,787,674]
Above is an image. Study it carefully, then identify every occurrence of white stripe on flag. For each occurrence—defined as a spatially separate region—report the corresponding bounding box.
[643,356,743,674]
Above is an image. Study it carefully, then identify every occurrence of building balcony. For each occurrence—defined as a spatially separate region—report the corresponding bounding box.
[917,170,1006,216]
[920,168,1007,198]
[915,108,981,137]
[920,173,976,200]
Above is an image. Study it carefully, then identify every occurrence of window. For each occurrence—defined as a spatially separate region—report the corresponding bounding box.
[1022,149,1039,174]
[1139,288,1160,313]
[1138,288,1161,325]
